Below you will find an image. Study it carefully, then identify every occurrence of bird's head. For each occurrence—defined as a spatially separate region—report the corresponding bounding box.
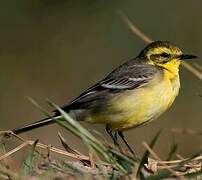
[139,41,197,73]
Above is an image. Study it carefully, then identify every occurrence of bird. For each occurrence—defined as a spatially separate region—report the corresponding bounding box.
[11,41,197,157]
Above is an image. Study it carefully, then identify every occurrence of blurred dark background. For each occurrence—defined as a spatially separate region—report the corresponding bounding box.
[1,0,202,158]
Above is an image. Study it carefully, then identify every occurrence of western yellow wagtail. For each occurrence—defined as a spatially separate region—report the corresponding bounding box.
[12,41,197,156]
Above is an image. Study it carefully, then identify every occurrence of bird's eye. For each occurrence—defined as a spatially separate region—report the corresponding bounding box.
[160,52,170,58]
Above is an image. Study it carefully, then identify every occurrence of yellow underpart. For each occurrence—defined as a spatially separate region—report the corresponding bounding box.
[84,59,180,131]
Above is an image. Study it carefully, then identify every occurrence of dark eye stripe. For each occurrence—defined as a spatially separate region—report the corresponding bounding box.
[149,53,171,64]
[160,52,170,58]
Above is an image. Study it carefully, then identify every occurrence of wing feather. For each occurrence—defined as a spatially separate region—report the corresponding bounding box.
[58,59,158,112]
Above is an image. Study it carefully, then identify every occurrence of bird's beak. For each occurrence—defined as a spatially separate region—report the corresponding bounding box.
[178,54,198,60]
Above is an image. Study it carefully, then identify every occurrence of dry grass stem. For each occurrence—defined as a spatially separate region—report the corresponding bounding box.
[0,142,29,161]
[142,142,185,179]
[120,12,202,81]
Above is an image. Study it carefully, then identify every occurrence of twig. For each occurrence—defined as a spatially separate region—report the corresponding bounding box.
[0,142,29,161]
[172,128,202,136]
[181,62,202,80]
[156,155,202,165]
[0,139,89,162]
[118,11,152,43]
[30,140,90,161]
[58,132,91,165]
[1,132,90,162]
[5,131,27,142]
[120,12,202,81]
[58,132,81,155]
[142,142,185,179]
[0,131,12,135]
[193,62,202,71]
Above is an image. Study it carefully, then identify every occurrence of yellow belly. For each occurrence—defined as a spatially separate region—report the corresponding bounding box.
[84,72,180,131]
[112,76,179,130]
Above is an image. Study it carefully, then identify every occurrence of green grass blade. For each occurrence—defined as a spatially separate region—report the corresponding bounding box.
[166,142,178,161]
[22,139,38,176]
[27,96,52,118]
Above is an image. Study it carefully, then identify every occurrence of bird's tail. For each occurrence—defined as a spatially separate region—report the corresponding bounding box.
[12,115,62,134]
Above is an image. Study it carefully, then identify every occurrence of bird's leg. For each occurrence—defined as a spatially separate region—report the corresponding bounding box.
[118,131,138,159]
[105,124,118,145]
[105,125,124,153]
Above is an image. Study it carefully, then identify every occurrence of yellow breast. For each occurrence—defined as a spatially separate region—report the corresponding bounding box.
[109,70,180,130]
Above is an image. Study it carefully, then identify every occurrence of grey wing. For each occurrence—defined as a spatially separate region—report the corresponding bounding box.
[58,61,157,112]
[100,64,157,89]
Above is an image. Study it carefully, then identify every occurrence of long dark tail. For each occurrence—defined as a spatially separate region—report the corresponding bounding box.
[12,115,62,134]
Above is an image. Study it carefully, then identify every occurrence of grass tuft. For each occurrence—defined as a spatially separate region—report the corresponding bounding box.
[0,101,201,179]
